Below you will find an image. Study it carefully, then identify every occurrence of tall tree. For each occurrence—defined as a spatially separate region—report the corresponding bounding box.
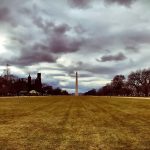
[128,69,150,96]
[141,69,150,96]
[111,75,125,96]
[84,89,97,95]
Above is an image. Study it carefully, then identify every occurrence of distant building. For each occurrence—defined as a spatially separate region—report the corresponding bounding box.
[28,74,31,91]
[0,71,69,96]
[35,73,42,92]
[27,73,42,93]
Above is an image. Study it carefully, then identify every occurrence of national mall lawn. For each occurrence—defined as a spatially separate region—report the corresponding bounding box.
[0,96,150,150]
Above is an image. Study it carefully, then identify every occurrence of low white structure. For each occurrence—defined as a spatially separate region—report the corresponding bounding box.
[29,90,39,96]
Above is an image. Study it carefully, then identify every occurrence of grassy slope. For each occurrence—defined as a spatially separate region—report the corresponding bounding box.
[0,96,150,150]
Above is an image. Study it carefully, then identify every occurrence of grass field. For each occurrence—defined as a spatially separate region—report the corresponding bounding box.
[0,96,150,150]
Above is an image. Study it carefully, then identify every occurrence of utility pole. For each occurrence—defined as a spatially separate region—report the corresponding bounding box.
[3,64,10,81]
[6,64,9,81]
[75,72,79,96]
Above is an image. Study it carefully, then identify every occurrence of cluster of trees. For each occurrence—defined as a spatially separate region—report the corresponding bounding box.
[0,75,19,96]
[42,85,69,96]
[84,68,150,97]
[0,75,69,96]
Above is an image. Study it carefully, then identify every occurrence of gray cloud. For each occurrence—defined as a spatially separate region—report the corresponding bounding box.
[57,60,120,76]
[3,43,57,66]
[0,7,10,22]
[53,23,71,34]
[97,52,127,62]
[18,48,56,66]
[4,19,84,65]
[49,34,83,53]
[36,21,84,54]
[68,0,136,8]
[8,52,56,66]
[104,0,137,6]
[125,45,139,52]
[0,0,149,92]
[68,0,91,8]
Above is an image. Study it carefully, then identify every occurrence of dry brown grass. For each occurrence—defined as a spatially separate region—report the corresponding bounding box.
[0,96,150,150]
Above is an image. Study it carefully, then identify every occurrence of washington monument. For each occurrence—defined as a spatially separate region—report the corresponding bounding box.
[75,72,78,96]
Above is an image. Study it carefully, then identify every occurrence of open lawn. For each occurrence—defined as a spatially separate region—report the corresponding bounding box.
[0,96,150,150]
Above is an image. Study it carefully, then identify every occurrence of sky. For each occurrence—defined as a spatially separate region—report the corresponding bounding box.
[0,0,150,93]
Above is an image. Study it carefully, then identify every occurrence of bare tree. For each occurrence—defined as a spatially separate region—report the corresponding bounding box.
[111,75,126,96]
[128,69,150,96]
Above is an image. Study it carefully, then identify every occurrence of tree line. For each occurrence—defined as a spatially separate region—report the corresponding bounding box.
[0,75,69,96]
[84,68,150,97]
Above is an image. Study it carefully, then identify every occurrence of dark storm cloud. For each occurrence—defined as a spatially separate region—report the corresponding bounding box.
[26,14,84,54]
[125,45,139,52]
[97,52,127,62]
[68,0,136,8]
[23,44,56,65]
[0,0,28,26]
[32,14,71,34]
[58,60,120,76]
[0,0,140,67]
[86,65,120,74]
[6,19,83,65]
[6,44,56,66]
[9,54,55,66]
[0,7,10,22]
[78,73,93,78]
[9,25,83,66]
[49,34,83,53]
[34,21,84,54]
[83,27,150,54]
[35,22,83,54]
[0,0,149,92]
[53,23,71,34]
[104,0,137,6]
[32,15,55,33]
[121,30,150,46]
[68,0,91,8]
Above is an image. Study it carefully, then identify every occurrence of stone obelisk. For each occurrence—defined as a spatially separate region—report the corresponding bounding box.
[75,72,78,96]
